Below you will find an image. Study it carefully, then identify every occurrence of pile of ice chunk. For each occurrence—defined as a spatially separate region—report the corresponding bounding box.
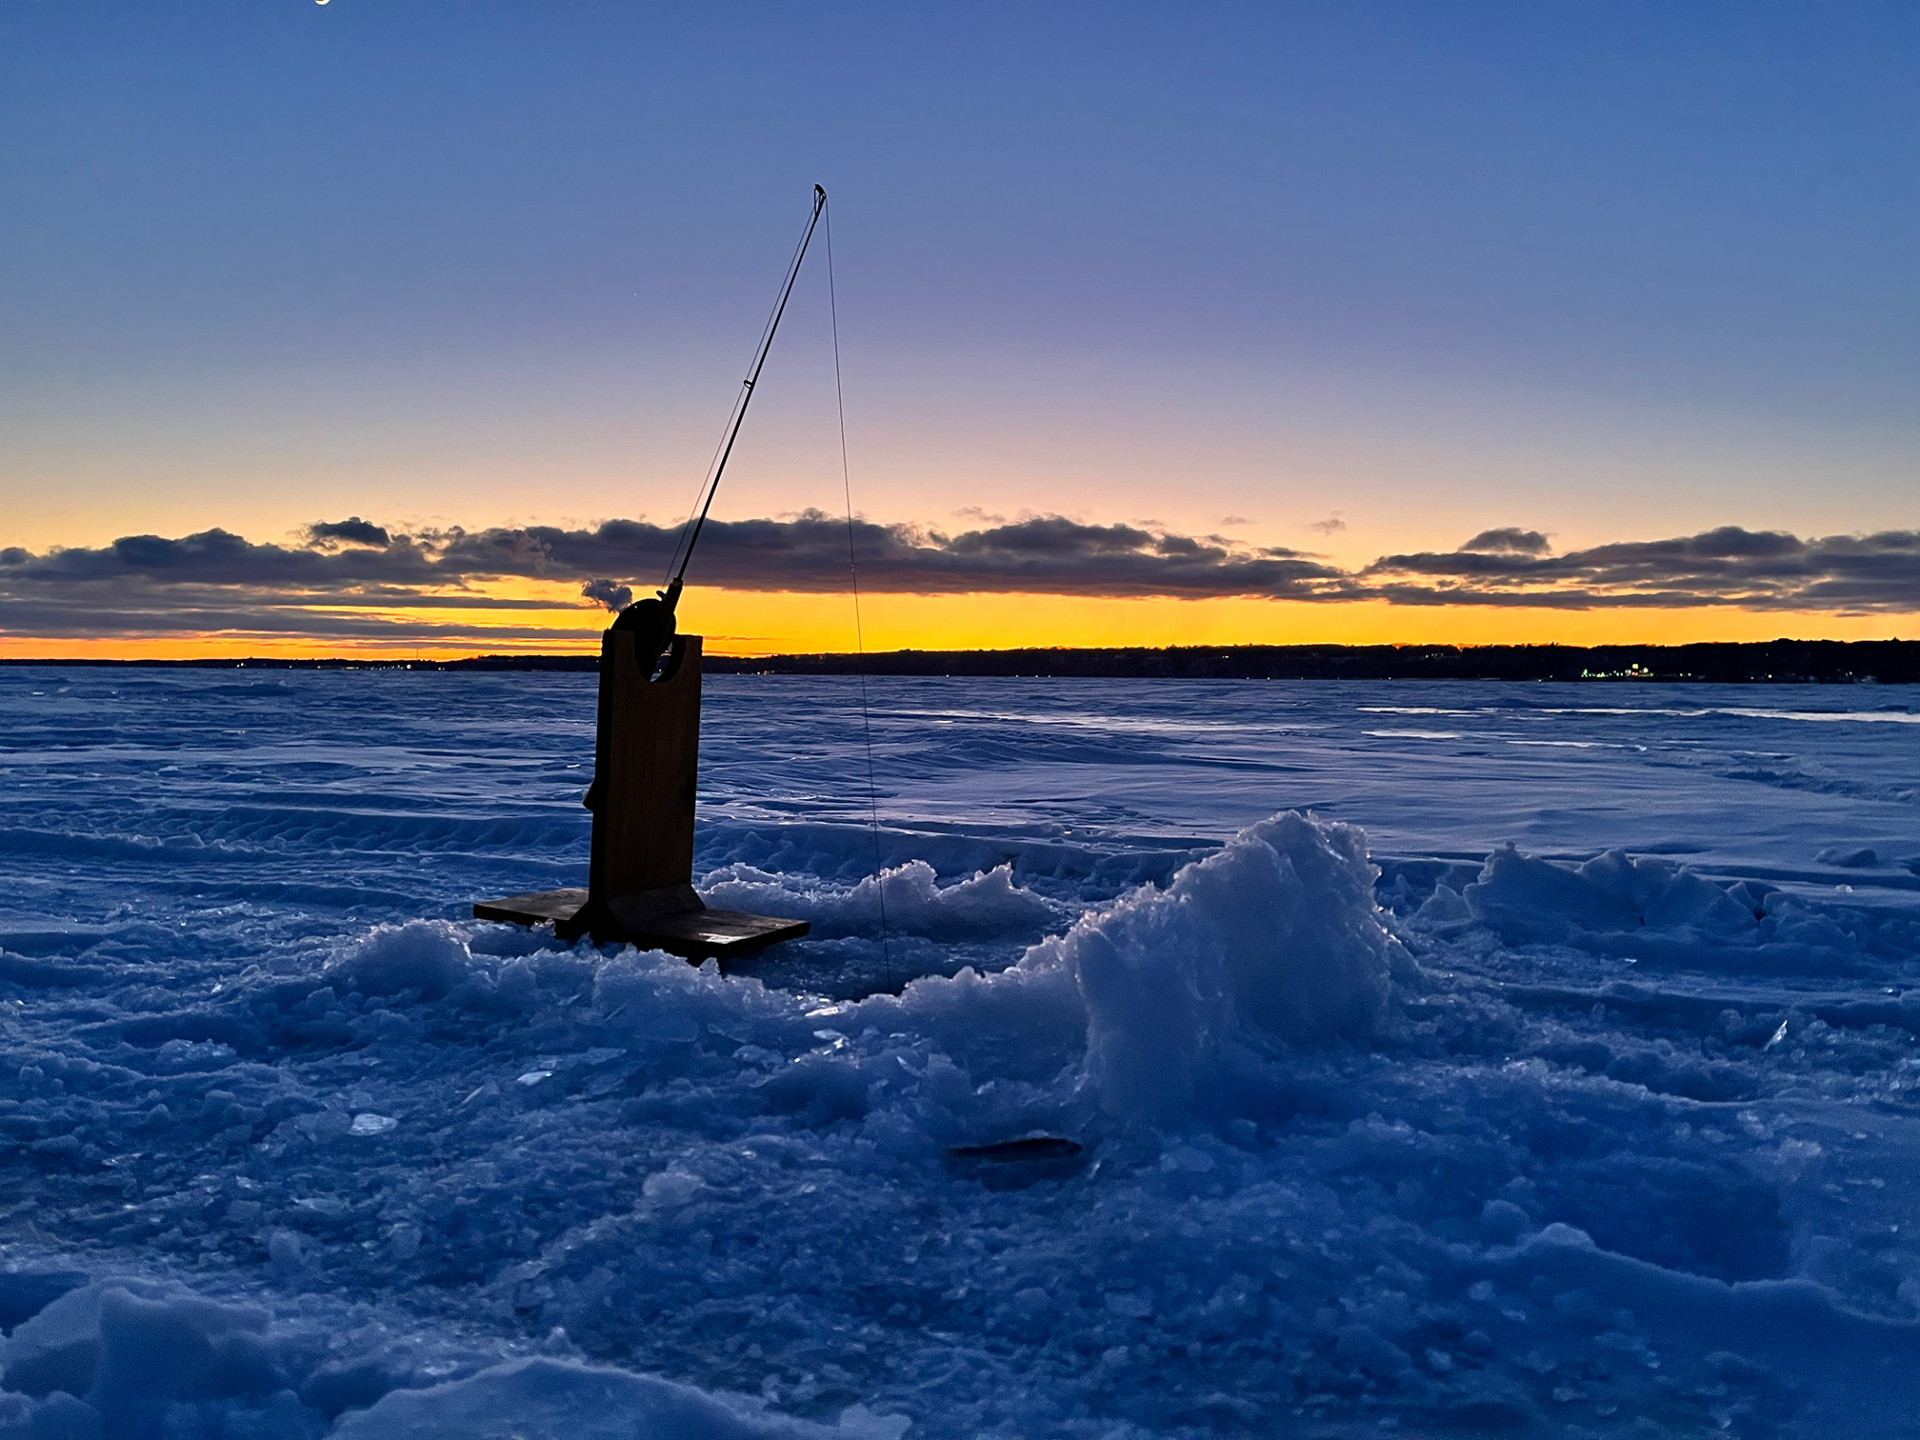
[0,1278,903,1438]
[1037,811,1400,1119]
[12,804,1910,1434]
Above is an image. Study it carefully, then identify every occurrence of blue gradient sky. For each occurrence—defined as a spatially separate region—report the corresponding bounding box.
[2,2,1917,648]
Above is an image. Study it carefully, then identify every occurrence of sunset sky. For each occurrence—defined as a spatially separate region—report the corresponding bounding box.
[3,2,1917,657]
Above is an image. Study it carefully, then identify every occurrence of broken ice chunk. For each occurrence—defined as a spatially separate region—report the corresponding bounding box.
[642,1167,705,1207]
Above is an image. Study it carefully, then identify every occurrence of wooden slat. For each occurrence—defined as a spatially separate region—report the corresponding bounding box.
[604,883,704,931]
[472,888,588,927]
[626,908,811,960]
[472,888,807,961]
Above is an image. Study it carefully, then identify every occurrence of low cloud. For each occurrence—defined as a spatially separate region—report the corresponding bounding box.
[1364,526,1920,610]
[1307,514,1347,536]
[306,517,392,549]
[425,512,1348,600]
[1458,527,1549,554]
[2,515,1917,644]
[581,578,634,612]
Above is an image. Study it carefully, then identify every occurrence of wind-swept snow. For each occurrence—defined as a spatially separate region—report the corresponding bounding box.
[3,670,1919,1436]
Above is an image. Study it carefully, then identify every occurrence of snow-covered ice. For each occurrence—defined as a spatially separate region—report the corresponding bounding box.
[3,668,1920,1436]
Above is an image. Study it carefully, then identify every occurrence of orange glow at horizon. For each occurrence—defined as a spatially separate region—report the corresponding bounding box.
[2,588,1915,662]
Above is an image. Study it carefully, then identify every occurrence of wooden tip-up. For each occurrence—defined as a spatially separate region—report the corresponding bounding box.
[473,629,809,963]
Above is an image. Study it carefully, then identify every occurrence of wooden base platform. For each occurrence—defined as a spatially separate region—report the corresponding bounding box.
[473,886,808,961]
[474,888,590,929]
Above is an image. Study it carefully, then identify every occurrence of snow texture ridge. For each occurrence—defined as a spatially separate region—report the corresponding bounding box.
[700,859,1057,940]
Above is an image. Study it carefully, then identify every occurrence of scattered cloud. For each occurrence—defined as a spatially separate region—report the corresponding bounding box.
[1219,515,1251,527]
[581,578,634,612]
[1458,527,1549,554]
[3,516,1918,643]
[1307,514,1347,536]
[306,517,392,549]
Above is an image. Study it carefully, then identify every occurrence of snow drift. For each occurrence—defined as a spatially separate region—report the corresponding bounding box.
[1450,842,1920,973]
[1029,811,1398,1118]
[0,1280,902,1440]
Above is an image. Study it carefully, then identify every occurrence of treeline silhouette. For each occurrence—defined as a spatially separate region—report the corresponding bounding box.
[702,640,1919,683]
[11,639,1919,682]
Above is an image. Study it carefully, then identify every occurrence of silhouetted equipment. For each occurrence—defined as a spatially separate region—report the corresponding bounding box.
[473,186,833,961]
[608,577,683,683]
[473,624,807,958]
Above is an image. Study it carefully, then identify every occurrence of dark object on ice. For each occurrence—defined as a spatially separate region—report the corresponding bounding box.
[946,1136,1084,1162]
[475,188,832,963]
[943,1135,1088,1189]
[473,625,808,960]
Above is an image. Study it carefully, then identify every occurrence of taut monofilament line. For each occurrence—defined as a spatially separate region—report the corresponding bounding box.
[823,195,894,987]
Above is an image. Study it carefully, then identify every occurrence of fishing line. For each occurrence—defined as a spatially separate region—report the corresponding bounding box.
[824,198,893,989]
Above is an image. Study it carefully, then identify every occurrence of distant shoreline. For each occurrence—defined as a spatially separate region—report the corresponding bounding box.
[4,639,1917,683]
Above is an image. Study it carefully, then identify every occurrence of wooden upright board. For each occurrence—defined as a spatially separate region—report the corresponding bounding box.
[591,629,702,896]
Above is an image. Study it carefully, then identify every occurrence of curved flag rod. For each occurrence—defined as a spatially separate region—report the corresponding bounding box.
[616,185,830,665]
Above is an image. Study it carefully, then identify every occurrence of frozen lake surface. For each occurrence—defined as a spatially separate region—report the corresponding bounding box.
[3,667,1919,1437]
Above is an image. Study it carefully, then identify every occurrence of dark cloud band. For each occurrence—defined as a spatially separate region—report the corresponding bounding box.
[1364,527,1920,611]
[2,515,1917,641]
